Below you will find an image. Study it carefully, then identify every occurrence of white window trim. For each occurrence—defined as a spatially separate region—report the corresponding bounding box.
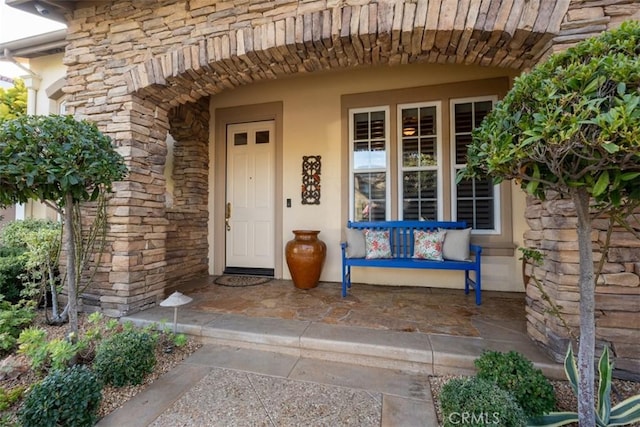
[57,97,68,115]
[449,96,501,235]
[396,101,443,221]
[348,106,391,221]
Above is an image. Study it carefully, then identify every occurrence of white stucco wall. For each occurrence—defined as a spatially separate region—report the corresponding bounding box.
[207,63,527,293]
[30,53,66,115]
[19,52,66,221]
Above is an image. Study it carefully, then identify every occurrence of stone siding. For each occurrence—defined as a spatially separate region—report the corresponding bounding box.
[524,196,640,380]
[166,98,210,284]
[553,0,640,53]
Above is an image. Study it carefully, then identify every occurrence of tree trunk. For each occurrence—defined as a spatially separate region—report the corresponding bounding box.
[573,188,596,427]
[64,194,79,336]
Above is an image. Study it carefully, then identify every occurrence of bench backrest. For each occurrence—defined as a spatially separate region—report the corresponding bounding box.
[347,220,468,259]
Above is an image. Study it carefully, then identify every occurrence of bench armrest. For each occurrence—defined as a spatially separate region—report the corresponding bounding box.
[470,244,482,256]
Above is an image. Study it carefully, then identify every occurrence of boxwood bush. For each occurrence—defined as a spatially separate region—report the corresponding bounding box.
[93,328,157,387]
[440,376,527,427]
[18,365,102,427]
[474,350,555,418]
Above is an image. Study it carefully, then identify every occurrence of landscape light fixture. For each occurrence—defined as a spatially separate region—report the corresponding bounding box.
[159,291,193,333]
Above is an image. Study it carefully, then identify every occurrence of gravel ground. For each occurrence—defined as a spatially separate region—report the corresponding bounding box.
[429,374,640,426]
[0,312,202,425]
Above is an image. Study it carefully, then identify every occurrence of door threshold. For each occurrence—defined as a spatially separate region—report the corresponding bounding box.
[223,267,274,277]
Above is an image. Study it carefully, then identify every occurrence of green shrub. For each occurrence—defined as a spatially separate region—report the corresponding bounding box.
[75,312,120,364]
[0,247,27,303]
[0,219,58,248]
[475,350,556,418]
[0,219,61,304]
[18,313,122,374]
[0,299,36,354]
[20,331,81,374]
[18,365,102,427]
[440,376,527,427]
[0,385,24,411]
[93,328,157,387]
[16,327,49,372]
[173,333,188,347]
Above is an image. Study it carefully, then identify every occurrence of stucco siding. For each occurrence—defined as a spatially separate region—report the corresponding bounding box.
[207,63,524,291]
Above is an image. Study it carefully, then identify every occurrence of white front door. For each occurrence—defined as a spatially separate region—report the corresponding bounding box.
[225,121,276,273]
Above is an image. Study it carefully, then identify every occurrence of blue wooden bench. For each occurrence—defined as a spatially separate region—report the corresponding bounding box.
[340,221,483,304]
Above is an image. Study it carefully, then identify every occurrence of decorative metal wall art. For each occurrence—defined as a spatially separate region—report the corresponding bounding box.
[301,155,321,205]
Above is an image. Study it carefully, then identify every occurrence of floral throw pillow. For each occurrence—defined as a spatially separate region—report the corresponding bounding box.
[364,229,392,259]
[413,230,446,260]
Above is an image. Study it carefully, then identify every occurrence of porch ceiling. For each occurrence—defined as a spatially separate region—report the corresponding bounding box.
[126,0,571,107]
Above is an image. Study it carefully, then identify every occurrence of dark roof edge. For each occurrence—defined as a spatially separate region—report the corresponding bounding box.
[5,0,70,24]
[0,29,67,59]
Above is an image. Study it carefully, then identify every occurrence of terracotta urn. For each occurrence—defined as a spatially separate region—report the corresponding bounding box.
[285,230,327,289]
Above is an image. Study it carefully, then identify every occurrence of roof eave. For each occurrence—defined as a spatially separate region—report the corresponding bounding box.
[0,29,67,60]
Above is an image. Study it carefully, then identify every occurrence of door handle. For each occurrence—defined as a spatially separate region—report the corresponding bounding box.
[225,202,231,231]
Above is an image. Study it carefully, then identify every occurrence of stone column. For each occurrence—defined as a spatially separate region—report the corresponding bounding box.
[100,96,171,317]
[524,196,640,380]
[165,97,210,284]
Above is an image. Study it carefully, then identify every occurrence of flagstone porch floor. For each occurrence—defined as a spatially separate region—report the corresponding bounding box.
[170,277,527,338]
[151,276,562,377]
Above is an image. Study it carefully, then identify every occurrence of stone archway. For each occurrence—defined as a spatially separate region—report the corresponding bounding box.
[126,1,570,107]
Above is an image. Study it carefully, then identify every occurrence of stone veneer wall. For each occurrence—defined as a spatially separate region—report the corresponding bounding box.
[96,94,172,316]
[54,0,639,324]
[166,98,210,284]
[524,196,640,380]
[523,1,640,380]
[553,0,640,53]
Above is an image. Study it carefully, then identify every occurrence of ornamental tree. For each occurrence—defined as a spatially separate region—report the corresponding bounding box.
[0,115,127,335]
[0,78,27,121]
[462,21,640,427]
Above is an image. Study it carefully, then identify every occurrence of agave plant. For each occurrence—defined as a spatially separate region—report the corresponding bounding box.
[529,345,640,427]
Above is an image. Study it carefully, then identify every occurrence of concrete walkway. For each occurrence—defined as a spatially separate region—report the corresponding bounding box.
[96,306,563,426]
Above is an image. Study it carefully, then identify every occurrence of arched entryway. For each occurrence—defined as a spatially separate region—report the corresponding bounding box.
[88,0,567,315]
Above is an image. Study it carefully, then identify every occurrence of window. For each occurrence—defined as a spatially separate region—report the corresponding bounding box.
[234,132,248,146]
[256,130,270,144]
[344,77,513,254]
[451,97,500,233]
[349,107,390,221]
[58,98,67,114]
[349,101,496,228]
[46,77,67,115]
[398,102,442,220]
